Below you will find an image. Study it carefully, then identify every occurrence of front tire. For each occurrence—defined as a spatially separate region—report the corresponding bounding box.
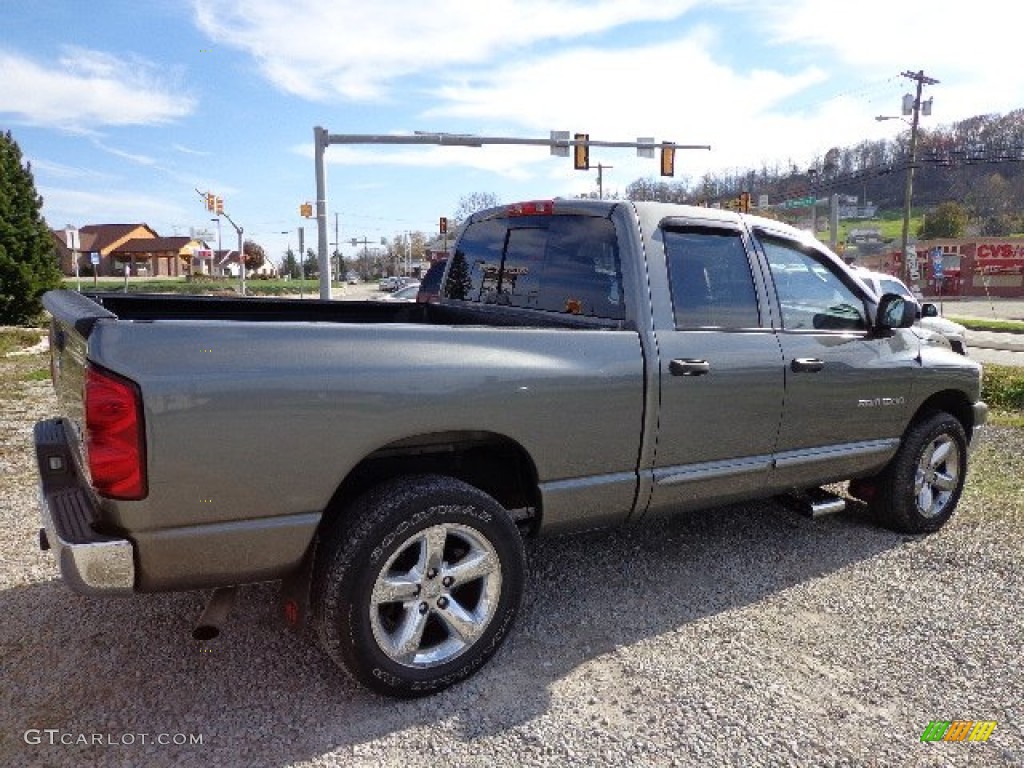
[869,412,968,533]
[312,474,526,697]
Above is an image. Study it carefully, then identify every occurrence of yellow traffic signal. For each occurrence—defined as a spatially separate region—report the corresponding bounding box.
[660,143,676,177]
[215,196,224,215]
[205,192,215,212]
[573,133,589,171]
[739,192,750,213]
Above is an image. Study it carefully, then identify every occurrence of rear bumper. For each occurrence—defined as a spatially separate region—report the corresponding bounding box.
[34,419,135,595]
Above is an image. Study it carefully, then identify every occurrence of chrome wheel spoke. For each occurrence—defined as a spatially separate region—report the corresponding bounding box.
[917,483,935,513]
[442,548,497,586]
[418,525,448,574]
[371,574,420,605]
[929,440,952,469]
[437,597,486,644]
[932,470,957,492]
[390,605,430,662]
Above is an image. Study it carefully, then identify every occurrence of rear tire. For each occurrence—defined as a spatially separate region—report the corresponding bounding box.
[312,474,526,697]
[869,412,968,533]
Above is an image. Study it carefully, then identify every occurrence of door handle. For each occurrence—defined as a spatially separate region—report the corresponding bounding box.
[791,357,824,373]
[670,358,711,376]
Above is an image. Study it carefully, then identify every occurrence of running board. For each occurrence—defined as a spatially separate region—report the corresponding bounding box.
[776,488,847,519]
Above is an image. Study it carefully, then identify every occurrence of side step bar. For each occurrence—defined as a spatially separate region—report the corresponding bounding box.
[776,488,847,519]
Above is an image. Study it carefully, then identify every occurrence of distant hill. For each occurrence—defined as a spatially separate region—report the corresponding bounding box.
[625,109,1024,236]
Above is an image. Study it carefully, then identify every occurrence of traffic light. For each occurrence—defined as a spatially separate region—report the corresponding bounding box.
[573,133,589,171]
[660,143,676,177]
[205,192,215,212]
[439,216,448,235]
[215,196,224,215]
[739,192,750,213]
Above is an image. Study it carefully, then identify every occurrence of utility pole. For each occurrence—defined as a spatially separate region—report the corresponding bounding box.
[899,69,939,290]
[298,226,305,299]
[596,163,613,199]
[334,212,340,285]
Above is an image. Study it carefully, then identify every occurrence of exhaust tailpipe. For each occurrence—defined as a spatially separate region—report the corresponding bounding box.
[192,586,238,641]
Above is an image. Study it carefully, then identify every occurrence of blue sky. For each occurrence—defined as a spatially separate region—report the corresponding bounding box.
[2,0,1020,265]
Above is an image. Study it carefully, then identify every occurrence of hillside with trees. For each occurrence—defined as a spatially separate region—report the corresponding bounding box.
[624,109,1024,237]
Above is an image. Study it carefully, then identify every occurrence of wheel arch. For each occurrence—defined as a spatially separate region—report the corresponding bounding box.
[319,430,542,538]
[910,389,977,443]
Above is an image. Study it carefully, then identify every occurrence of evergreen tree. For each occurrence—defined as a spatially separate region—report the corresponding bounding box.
[0,130,62,324]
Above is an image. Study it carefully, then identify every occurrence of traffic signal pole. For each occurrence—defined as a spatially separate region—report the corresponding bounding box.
[195,187,245,295]
[313,127,710,301]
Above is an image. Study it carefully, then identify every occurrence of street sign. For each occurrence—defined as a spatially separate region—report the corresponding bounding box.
[89,252,100,265]
[782,197,815,208]
[549,131,570,157]
[931,248,944,279]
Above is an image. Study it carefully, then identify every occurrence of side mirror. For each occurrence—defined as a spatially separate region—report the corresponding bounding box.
[875,293,916,330]
[921,302,939,318]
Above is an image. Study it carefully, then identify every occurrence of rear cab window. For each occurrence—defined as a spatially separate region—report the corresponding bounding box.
[443,209,625,322]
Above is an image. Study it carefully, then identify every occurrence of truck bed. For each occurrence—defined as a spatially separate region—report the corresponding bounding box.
[80,292,629,331]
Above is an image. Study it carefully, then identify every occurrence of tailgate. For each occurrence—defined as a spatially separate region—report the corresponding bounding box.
[42,290,116,472]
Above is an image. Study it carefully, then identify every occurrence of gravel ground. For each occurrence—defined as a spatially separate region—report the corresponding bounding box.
[1,339,1022,767]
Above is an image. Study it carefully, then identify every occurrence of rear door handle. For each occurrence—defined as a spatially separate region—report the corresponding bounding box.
[791,357,824,373]
[670,359,711,376]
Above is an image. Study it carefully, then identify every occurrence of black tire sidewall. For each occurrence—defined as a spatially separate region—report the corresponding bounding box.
[314,475,525,697]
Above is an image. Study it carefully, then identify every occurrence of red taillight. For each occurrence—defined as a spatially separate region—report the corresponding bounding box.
[507,200,554,217]
[85,365,147,499]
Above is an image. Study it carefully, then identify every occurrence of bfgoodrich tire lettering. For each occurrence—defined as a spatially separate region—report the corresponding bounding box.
[312,474,526,697]
[871,412,968,534]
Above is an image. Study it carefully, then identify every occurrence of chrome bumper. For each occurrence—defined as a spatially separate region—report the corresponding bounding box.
[34,419,135,595]
[973,400,989,429]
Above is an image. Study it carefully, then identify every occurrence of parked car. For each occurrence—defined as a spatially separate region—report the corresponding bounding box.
[380,283,421,302]
[378,276,401,291]
[853,268,968,355]
[416,259,447,304]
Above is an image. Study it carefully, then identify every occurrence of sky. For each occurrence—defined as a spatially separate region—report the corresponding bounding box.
[2,0,1022,266]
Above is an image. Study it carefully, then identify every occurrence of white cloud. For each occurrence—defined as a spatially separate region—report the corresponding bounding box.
[727,0,1024,121]
[192,0,702,101]
[91,139,159,166]
[23,158,113,182]
[0,47,195,130]
[39,186,188,228]
[173,143,212,157]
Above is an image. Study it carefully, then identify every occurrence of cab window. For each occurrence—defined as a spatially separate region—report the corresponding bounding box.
[663,227,760,329]
[758,234,866,331]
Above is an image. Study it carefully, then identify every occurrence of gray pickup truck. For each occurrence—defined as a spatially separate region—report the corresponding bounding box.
[35,199,986,697]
